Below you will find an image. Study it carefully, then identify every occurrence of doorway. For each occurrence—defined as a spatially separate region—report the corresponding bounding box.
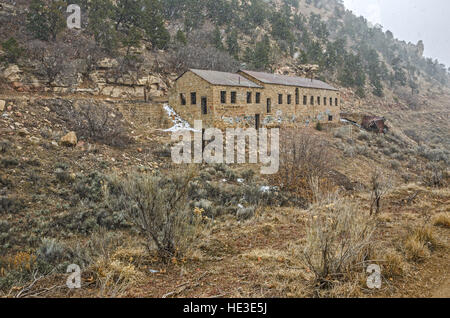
[201,97,207,115]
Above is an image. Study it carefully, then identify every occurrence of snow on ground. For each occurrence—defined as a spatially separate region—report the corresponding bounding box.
[259,186,278,193]
[162,104,198,132]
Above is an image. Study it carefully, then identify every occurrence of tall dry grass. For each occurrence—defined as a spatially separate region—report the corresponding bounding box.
[301,195,376,288]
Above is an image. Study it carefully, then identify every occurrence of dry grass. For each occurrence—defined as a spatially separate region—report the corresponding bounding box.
[380,249,408,278]
[403,225,437,262]
[432,213,450,228]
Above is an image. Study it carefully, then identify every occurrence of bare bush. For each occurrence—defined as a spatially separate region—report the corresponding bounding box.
[168,45,239,73]
[274,129,336,201]
[48,100,131,147]
[106,168,205,261]
[369,169,392,215]
[167,31,239,73]
[302,197,376,288]
[421,162,446,188]
[27,40,70,85]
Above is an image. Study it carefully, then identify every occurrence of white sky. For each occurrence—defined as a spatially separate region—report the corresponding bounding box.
[343,0,450,67]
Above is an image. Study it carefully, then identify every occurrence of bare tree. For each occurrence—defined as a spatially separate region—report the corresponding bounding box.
[275,128,336,200]
[27,40,70,85]
[369,169,392,215]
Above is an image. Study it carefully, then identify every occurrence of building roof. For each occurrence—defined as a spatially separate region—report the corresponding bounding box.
[188,69,262,88]
[239,70,339,91]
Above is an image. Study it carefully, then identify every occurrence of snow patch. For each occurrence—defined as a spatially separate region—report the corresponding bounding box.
[162,104,198,132]
[259,186,279,193]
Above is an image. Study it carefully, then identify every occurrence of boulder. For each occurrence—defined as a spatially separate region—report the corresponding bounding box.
[0,100,5,112]
[97,58,118,69]
[17,128,29,136]
[3,65,21,82]
[60,131,77,147]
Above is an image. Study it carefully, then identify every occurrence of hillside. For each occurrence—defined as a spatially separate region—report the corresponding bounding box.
[0,0,449,298]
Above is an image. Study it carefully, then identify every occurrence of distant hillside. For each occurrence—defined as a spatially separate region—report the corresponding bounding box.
[1,0,449,92]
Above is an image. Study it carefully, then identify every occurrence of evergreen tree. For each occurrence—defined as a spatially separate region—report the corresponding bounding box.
[175,30,187,45]
[1,38,25,64]
[253,35,271,70]
[27,0,66,41]
[88,0,118,53]
[226,29,239,59]
[212,27,224,50]
[142,0,170,49]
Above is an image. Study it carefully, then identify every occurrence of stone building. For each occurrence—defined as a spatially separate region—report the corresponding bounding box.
[168,69,340,128]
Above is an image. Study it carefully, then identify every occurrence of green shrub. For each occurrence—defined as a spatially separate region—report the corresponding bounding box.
[315,122,323,131]
[0,196,23,214]
[0,38,24,64]
[36,238,67,265]
[0,140,11,153]
[1,157,19,168]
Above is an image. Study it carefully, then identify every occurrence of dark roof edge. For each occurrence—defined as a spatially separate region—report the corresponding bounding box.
[176,69,263,88]
[238,69,339,91]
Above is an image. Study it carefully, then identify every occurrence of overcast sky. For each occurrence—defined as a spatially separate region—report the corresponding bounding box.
[343,0,450,67]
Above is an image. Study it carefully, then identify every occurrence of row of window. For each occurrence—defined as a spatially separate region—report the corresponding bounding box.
[278,94,338,107]
[180,91,339,107]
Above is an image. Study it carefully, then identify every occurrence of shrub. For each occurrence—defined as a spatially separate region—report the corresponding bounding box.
[106,168,205,261]
[1,157,19,168]
[275,129,335,200]
[369,169,392,215]
[1,38,24,64]
[0,140,11,153]
[241,169,255,181]
[47,100,131,148]
[355,145,369,156]
[390,160,401,170]
[343,145,355,157]
[422,163,446,188]
[357,131,370,141]
[0,196,22,214]
[236,206,256,221]
[36,238,67,265]
[55,168,72,184]
[73,172,106,203]
[302,197,376,288]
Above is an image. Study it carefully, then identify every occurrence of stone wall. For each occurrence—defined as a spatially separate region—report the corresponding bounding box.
[117,102,166,128]
[169,70,341,129]
[168,71,215,127]
[238,73,341,126]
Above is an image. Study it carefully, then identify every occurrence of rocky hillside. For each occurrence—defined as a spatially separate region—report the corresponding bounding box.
[0,0,449,151]
[0,0,449,298]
